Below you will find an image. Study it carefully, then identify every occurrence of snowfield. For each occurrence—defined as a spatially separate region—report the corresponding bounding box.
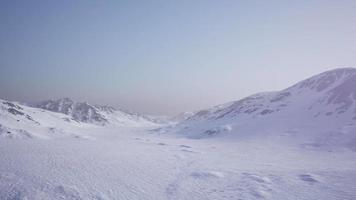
[0,126,356,200]
[1,68,356,199]
[0,129,356,200]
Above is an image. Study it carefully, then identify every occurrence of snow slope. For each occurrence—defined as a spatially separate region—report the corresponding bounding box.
[0,99,88,139]
[170,68,356,151]
[0,98,155,139]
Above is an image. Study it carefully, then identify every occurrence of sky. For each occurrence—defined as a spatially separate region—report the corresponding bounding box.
[1,0,356,115]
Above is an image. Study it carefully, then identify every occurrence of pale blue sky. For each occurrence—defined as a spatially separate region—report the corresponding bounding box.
[1,0,356,115]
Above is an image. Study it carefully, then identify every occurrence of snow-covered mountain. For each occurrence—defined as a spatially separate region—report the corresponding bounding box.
[172,68,356,149]
[33,98,154,126]
[0,99,83,139]
[0,98,156,139]
[1,68,356,200]
[2,68,356,147]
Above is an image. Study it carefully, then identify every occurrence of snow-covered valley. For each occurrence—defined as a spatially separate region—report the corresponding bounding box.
[1,68,356,200]
[1,127,356,200]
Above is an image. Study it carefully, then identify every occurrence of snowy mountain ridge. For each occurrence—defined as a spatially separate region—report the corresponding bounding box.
[170,68,356,150]
[2,67,356,146]
[184,68,356,122]
[0,98,156,139]
[33,97,154,126]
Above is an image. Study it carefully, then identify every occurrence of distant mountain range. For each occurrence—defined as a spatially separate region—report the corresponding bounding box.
[1,68,356,150]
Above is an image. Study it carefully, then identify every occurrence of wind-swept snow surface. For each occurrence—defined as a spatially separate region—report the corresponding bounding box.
[0,130,356,200]
[1,68,356,199]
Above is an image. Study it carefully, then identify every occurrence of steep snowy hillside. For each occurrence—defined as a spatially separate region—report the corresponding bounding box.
[0,98,156,139]
[34,98,154,126]
[173,68,356,149]
[0,99,86,139]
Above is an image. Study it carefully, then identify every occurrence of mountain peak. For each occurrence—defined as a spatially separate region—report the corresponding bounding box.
[35,98,108,125]
[32,98,155,126]
[322,67,356,75]
[286,67,356,93]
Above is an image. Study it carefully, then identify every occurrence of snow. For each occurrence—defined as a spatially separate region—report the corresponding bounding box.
[0,129,356,200]
[33,98,156,126]
[1,68,356,199]
[168,68,356,147]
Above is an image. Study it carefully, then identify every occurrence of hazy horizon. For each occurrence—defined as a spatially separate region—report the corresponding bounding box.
[1,0,356,115]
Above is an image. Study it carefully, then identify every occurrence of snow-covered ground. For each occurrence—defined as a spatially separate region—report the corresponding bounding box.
[0,126,356,200]
[1,68,356,199]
